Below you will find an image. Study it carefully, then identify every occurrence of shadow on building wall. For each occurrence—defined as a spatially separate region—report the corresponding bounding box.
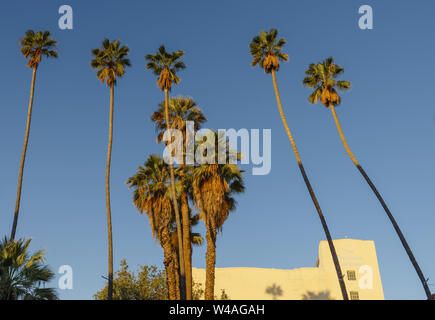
[265,283,283,300]
[301,290,334,300]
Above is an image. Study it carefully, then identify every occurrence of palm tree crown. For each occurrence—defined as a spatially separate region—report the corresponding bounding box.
[0,238,57,300]
[302,57,351,106]
[127,155,173,240]
[20,30,58,69]
[192,133,245,231]
[145,45,186,91]
[90,39,131,86]
[152,96,207,145]
[249,29,289,73]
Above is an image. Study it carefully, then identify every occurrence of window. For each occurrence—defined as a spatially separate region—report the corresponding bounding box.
[347,270,356,281]
[349,291,359,300]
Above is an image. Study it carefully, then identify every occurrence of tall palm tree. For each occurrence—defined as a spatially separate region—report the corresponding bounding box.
[249,29,349,300]
[127,155,178,300]
[152,96,207,299]
[0,237,57,300]
[303,57,433,300]
[192,133,245,299]
[145,45,187,299]
[11,30,58,241]
[91,39,131,300]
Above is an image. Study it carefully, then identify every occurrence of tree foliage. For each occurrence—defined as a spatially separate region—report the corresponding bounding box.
[145,45,185,91]
[0,237,57,300]
[94,259,168,300]
[90,39,131,86]
[151,96,207,144]
[302,56,351,107]
[20,30,58,69]
[249,29,288,73]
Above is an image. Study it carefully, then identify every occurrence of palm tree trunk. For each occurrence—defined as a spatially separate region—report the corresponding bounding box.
[106,84,115,300]
[164,262,176,300]
[271,70,349,300]
[329,103,433,300]
[204,219,216,300]
[173,248,181,300]
[181,191,192,300]
[164,88,186,299]
[162,229,177,300]
[163,261,174,300]
[11,67,37,241]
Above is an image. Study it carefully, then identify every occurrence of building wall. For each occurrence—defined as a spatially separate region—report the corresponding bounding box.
[192,239,384,300]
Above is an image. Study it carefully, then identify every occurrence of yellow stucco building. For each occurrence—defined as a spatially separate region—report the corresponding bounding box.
[192,239,384,300]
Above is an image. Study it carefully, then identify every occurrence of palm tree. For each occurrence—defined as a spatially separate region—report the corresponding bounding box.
[11,30,58,241]
[192,133,245,299]
[152,96,207,299]
[91,39,131,300]
[127,155,178,300]
[303,57,433,300]
[145,45,187,299]
[249,29,349,300]
[0,237,57,300]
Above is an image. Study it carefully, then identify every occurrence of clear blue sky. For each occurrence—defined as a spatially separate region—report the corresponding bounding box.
[0,0,434,299]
